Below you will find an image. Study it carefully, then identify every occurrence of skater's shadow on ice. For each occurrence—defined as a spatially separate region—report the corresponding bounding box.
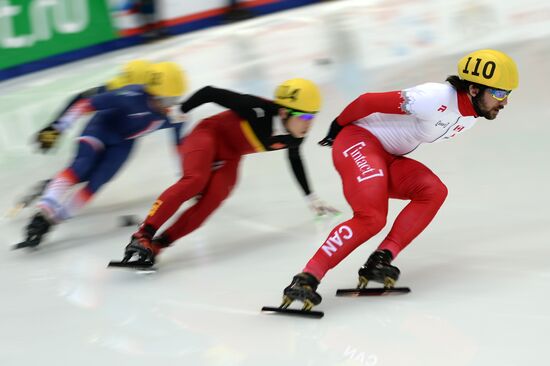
[75,195,157,219]
[15,225,127,256]
[154,223,309,275]
[382,251,534,298]
[11,209,142,256]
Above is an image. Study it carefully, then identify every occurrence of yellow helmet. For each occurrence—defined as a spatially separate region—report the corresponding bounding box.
[145,62,188,97]
[105,76,126,90]
[121,59,152,84]
[274,78,322,113]
[106,59,152,90]
[458,49,518,90]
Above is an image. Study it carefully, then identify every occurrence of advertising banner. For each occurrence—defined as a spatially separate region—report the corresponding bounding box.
[0,0,117,69]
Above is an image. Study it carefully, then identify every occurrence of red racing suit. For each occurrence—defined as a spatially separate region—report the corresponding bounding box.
[303,82,479,280]
[141,86,314,245]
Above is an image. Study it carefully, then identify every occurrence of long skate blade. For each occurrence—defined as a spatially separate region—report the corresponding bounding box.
[261,306,324,319]
[11,241,38,250]
[107,260,157,273]
[5,203,25,219]
[336,287,411,297]
[7,180,51,219]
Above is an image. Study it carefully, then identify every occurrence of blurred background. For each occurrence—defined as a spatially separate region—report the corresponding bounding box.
[1,1,550,366]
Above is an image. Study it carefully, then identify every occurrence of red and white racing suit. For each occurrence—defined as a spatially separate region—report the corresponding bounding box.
[304,82,479,280]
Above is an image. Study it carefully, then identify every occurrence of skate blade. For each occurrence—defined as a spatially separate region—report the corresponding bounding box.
[5,203,25,219]
[261,306,324,319]
[336,287,410,296]
[107,260,157,273]
[11,241,39,250]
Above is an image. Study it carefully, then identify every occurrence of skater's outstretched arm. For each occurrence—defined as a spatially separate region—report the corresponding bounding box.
[179,86,266,121]
[287,144,311,195]
[49,86,106,132]
[35,87,102,152]
[318,118,343,147]
[318,91,406,147]
[288,144,339,217]
[337,91,405,126]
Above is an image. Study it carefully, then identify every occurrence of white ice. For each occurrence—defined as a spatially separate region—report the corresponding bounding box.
[1,1,550,366]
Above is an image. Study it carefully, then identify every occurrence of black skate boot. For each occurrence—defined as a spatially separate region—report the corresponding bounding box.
[357,249,400,289]
[282,272,322,311]
[122,232,162,267]
[108,224,170,271]
[13,212,53,249]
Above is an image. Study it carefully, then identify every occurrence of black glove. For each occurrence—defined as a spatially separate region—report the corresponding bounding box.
[318,136,335,147]
[318,118,344,147]
[35,125,61,152]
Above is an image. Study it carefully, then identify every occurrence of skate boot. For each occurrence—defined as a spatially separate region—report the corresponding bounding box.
[282,272,322,311]
[18,212,53,249]
[122,232,163,268]
[357,249,400,289]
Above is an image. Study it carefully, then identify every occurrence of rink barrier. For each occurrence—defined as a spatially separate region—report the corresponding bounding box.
[0,0,320,81]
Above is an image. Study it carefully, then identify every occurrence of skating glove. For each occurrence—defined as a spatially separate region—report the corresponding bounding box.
[35,125,61,152]
[168,108,189,124]
[306,193,340,217]
[318,118,344,147]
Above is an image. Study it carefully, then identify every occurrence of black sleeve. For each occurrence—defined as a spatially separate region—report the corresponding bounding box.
[287,144,311,196]
[326,118,344,139]
[179,86,261,121]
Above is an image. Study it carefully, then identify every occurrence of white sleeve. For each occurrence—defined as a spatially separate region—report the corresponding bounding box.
[401,83,449,122]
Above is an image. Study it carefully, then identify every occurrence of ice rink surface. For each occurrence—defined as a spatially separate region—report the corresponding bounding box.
[1,1,550,365]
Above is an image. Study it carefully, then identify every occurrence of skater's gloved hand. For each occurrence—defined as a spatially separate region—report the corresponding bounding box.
[318,135,335,147]
[35,125,61,152]
[306,193,340,217]
[318,119,343,147]
[168,108,189,124]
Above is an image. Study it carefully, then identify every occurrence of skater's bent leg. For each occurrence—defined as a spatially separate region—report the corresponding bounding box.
[142,131,217,233]
[61,186,94,220]
[378,158,448,258]
[37,169,79,222]
[303,205,387,281]
[37,138,104,221]
[69,136,106,180]
[302,126,391,281]
[143,149,216,232]
[60,142,134,220]
[161,159,240,244]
